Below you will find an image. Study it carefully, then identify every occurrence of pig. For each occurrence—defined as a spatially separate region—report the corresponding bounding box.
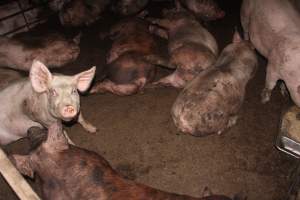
[0,60,96,145]
[0,68,23,90]
[10,122,241,200]
[111,0,149,16]
[175,0,225,21]
[171,31,257,136]
[148,10,218,88]
[0,32,80,71]
[90,18,159,95]
[59,0,109,26]
[241,0,300,107]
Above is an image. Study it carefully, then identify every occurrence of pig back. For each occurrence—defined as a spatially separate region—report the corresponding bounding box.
[171,68,244,136]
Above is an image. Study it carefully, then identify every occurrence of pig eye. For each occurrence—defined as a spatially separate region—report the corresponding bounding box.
[50,89,57,97]
[71,88,77,94]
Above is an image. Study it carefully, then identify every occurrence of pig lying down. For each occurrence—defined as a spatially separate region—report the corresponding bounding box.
[0,60,96,145]
[241,0,300,107]
[59,0,109,26]
[0,32,80,71]
[148,10,218,88]
[111,0,149,16]
[172,32,257,136]
[175,0,225,21]
[91,18,158,95]
[10,122,242,200]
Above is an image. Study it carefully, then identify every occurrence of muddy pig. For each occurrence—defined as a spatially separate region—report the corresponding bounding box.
[111,0,149,16]
[0,60,96,145]
[148,10,218,88]
[59,0,109,26]
[90,18,159,95]
[10,122,241,200]
[175,0,225,21]
[171,31,257,136]
[241,0,300,107]
[0,32,80,71]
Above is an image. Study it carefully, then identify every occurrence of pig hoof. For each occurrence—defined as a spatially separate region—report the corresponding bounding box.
[85,125,97,133]
[261,89,271,104]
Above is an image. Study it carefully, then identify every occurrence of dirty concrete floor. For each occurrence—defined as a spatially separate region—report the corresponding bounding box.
[0,1,296,200]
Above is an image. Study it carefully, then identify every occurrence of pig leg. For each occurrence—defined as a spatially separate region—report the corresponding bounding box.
[90,79,142,95]
[240,0,251,40]
[175,0,183,11]
[261,63,279,103]
[153,71,186,88]
[279,82,290,97]
[144,55,175,69]
[63,130,74,145]
[78,113,97,133]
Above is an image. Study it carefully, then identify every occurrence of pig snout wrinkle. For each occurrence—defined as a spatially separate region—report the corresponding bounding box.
[61,105,77,118]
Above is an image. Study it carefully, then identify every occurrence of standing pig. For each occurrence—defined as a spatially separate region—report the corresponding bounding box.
[59,0,109,26]
[172,32,257,136]
[148,10,218,88]
[90,18,158,95]
[241,0,300,106]
[111,0,149,16]
[10,122,240,200]
[175,0,225,21]
[0,60,96,145]
[0,32,80,71]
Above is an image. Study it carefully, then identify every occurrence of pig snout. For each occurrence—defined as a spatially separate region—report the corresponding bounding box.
[61,105,78,119]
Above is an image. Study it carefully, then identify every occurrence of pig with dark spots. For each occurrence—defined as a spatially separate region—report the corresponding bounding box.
[10,122,241,200]
[175,0,225,21]
[59,0,109,26]
[148,11,218,88]
[171,32,257,136]
[90,18,159,95]
[0,60,96,145]
[241,0,300,107]
[111,0,149,16]
[0,32,80,71]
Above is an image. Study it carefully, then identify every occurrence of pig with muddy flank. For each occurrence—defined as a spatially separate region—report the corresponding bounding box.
[10,122,244,200]
[59,0,109,26]
[172,31,257,136]
[241,0,300,107]
[90,18,159,95]
[111,0,149,16]
[0,32,81,71]
[148,10,218,88]
[0,60,96,145]
[175,0,225,21]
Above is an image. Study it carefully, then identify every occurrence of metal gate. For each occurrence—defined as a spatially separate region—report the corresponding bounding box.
[0,0,54,37]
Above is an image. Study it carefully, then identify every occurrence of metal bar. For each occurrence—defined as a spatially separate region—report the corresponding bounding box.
[16,0,30,31]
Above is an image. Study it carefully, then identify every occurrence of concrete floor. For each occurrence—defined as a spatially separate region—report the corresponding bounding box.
[0,1,296,199]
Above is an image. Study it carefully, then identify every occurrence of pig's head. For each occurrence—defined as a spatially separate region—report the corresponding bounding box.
[30,60,96,121]
[39,33,81,67]
[10,122,69,179]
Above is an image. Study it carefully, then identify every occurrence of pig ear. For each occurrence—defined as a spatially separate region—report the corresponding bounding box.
[233,29,242,43]
[74,66,96,92]
[10,155,34,178]
[30,60,52,93]
[73,32,82,45]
